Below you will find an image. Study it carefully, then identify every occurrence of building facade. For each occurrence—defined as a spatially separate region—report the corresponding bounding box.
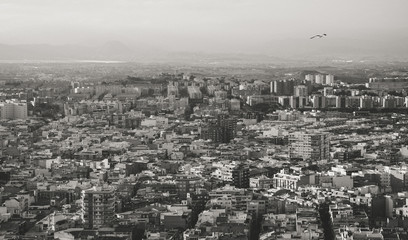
[81,187,116,229]
[232,164,250,189]
[289,131,330,161]
[0,100,28,120]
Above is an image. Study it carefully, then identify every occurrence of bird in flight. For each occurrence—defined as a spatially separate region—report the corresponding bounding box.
[310,33,327,39]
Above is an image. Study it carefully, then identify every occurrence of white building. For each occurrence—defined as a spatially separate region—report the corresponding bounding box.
[211,161,237,182]
[187,86,202,99]
[325,74,335,85]
[0,100,28,120]
[140,116,168,128]
[315,74,325,84]
[229,99,240,111]
[273,169,302,190]
[305,74,315,82]
[294,85,308,97]
[289,131,330,161]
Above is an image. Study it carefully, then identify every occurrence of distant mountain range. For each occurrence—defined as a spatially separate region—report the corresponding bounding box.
[0,41,294,65]
[1,39,407,64]
[0,41,143,61]
[259,37,408,63]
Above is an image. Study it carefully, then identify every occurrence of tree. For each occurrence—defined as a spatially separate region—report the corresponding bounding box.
[179,88,189,98]
[354,85,368,90]
[311,85,324,94]
[5,81,21,87]
[184,106,193,121]
[334,90,351,96]
[200,86,208,96]
[147,89,155,97]
[251,103,281,113]
[388,91,404,97]
[261,88,270,95]
[34,103,62,120]
[126,76,144,82]
[362,91,378,96]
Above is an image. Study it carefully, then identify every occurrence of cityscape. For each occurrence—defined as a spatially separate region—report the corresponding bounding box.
[1,1,408,240]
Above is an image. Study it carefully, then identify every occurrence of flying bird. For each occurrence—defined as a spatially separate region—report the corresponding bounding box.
[310,33,327,39]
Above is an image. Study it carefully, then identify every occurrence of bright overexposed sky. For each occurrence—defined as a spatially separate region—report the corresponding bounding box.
[0,0,407,53]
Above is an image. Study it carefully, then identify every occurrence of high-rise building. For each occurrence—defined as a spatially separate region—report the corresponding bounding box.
[289,96,307,109]
[201,125,230,143]
[229,98,240,111]
[0,100,28,120]
[382,95,397,108]
[273,169,301,190]
[323,87,334,96]
[175,175,203,199]
[277,96,289,108]
[368,77,408,90]
[167,81,179,96]
[214,90,227,99]
[396,96,405,107]
[246,95,279,106]
[305,74,315,82]
[371,195,393,219]
[315,74,325,84]
[335,96,348,108]
[189,190,210,226]
[283,80,295,96]
[201,115,237,143]
[289,131,330,161]
[71,81,80,88]
[187,86,202,99]
[289,96,298,109]
[311,95,326,109]
[217,114,236,129]
[348,96,361,108]
[360,96,374,109]
[294,85,308,97]
[271,80,283,95]
[325,96,337,108]
[271,80,295,96]
[232,164,250,188]
[325,74,335,85]
[81,186,116,229]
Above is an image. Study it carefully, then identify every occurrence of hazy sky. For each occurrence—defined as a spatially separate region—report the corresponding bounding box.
[1,0,408,53]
